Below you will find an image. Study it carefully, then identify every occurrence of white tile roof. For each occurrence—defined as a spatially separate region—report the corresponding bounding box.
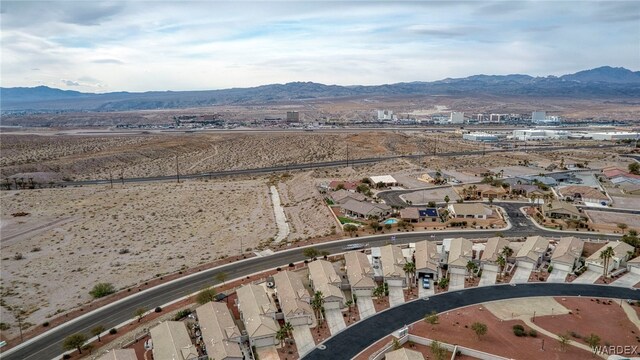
[150,321,198,360]
[236,284,279,339]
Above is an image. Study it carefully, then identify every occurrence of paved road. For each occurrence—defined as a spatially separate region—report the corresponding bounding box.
[55,144,618,186]
[2,225,623,360]
[304,283,640,360]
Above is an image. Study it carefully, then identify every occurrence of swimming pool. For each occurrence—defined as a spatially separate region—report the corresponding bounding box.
[383,218,398,225]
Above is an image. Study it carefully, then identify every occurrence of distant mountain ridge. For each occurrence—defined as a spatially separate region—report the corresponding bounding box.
[2,66,639,112]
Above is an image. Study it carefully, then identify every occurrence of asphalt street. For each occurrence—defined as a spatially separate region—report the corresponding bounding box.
[304,283,640,360]
[3,221,622,360]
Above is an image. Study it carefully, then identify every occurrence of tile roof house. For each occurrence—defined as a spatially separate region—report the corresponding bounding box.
[97,350,138,360]
[341,199,392,219]
[510,184,549,197]
[447,203,493,219]
[308,260,345,309]
[414,240,441,280]
[515,236,549,268]
[627,256,640,275]
[379,244,407,286]
[586,241,635,277]
[550,237,584,272]
[344,251,376,297]
[558,185,610,204]
[480,237,510,264]
[446,238,474,270]
[385,348,425,360]
[469,184,507,199]
[543,201,587,221]
[236,284,279,348]
[150,321,199,360]
[330,189,366,204]
[196,302,243,360]
[273,270,314,326]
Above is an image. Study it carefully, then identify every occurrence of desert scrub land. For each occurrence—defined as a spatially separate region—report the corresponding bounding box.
[0,178,288,337]
[0,131,486,181]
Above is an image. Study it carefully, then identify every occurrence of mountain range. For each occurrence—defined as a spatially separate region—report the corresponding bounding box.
[2,66,639,112]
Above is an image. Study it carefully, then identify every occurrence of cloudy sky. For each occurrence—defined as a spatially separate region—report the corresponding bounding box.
[1,1,638,92]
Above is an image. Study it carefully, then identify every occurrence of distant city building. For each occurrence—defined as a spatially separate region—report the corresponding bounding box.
[589,132,640,141]
[513,129,570,141]
[489,113,508,123]
[286,111,300,122]
[462,132,498,142]
[532,111,546,122]
[449,111,464,124]
[377,110,395,121]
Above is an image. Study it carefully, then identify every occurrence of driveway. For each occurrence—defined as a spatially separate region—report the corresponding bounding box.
[573,270,601,284]
[510,267,532,284]
[611,272,640,288]
[292,325,316,356]
[389,285,405,307]
[449,273,466,291]
[479,269,498,286]
[357,295,376,319]
[546,269,570,283]
[324,308,346,335]
[419,283,435,297]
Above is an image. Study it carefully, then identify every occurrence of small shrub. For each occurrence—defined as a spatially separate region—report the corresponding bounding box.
[42,322,49,327]
[529,329,537,337]
[0,322,10,330]
[154,307,162,313]
[89,283,115,298]
[63,355,71,360]
[109,328,117,335]
[513,324,527,337]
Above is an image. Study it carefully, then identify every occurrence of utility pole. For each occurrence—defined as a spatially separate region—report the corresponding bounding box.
[109,171,113,189]
[346,142,349,167]
[121,168,124,185]
[175,154,180,183]
[16,308,23,342]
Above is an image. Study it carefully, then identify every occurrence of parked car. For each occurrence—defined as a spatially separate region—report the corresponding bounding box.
[422,277,430,289]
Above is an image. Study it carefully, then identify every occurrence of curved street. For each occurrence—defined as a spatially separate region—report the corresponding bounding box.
[2,220,623,360]
[303,283,640,359]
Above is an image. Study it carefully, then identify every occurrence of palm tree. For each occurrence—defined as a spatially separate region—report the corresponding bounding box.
[311,291,325,324]
[496,255,506,278]
[600,246,615,278]
[403,262,416,289]
[466,261,478,279]
[282,322,293,338]
[276,328,287,347]
[345,299,353,313]
[501,246,514,261]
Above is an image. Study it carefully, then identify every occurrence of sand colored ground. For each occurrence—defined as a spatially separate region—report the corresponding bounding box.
[0,179,282,335]
[586,210,640,232]
[484,297,570,320]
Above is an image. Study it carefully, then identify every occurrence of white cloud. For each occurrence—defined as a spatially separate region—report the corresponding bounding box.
[0,0,638,92]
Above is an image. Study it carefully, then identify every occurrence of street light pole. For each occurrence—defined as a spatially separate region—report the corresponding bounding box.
[16,308,23,342]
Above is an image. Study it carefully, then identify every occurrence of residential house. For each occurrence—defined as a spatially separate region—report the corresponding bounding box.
[419,171,453,183]
[523,175,557,187]
[447,203,493,220]
[330,189,366,204]
[467,184,507,199]
[97,350,138,360]
[379,244,407,287]
[480,237,510,273]
[515,236,549,270]
[511,184,549,198]
[369,175,398,187]
[586,241,635,277]
[385,348,425,360]
[445,238,474,277]
[399,207,420,222]
[236,284,279,348]
[543,201,588,221]
[150,321,198,360]
[419,208,439,221]
[558,185,610,205]
[548,172,582,184]
[196,302,243,360]
[273,270,314,326]
[341,199,392,219]
[344,251,376,297]
[414,240,441,280]
[550,237,584,272]
[626,256,640,275]
[308,260,345,309]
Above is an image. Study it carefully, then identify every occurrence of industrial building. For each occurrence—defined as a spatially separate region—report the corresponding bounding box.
[512,129,570,141]
[462,132,498,142]
[286,111,300,123]
[449,111,465,124]
[377,110,395,121]
[589,132,639,141]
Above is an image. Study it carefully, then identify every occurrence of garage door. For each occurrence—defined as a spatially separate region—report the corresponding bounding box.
[387,279,404,287]
[517,261,534,270]
[287,315,311,326]
[631,266,640,275]
[552,263,572,272]
[253,336,277,348]
[324,300,341,310]
[354,288,373,297]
